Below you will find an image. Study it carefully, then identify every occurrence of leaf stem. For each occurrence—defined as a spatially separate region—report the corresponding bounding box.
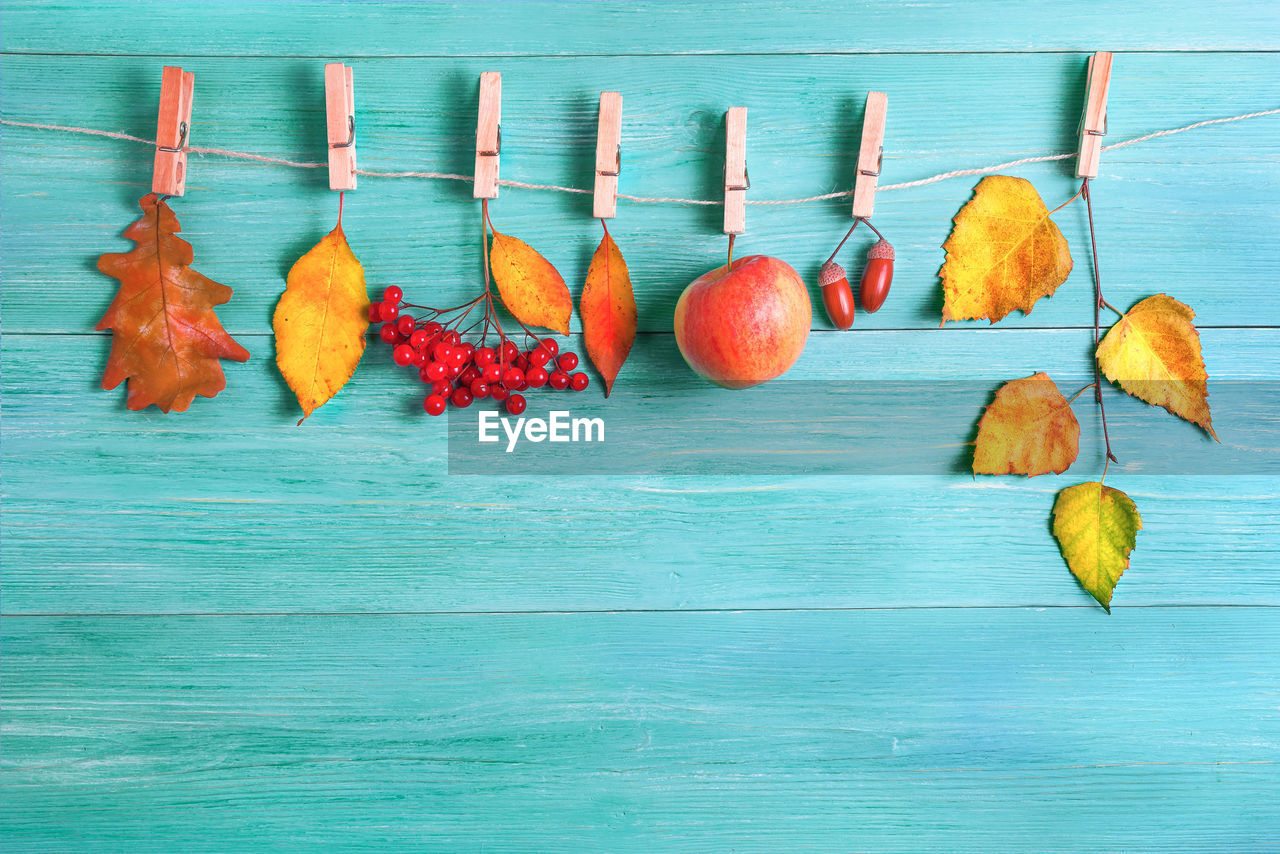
[337,190,345,228]
[1048,184,1085,218]
[1066,381,1099,406]
[1083,178,1118,464]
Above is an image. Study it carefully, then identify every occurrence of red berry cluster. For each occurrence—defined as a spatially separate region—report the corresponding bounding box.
[370,285,590,416]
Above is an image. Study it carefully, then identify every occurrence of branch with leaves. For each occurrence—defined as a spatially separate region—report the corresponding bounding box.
[941,175,1217,611]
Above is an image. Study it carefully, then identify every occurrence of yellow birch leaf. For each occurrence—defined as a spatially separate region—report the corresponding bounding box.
[1096,294,1217,440]
[580,227,636,396]
[490,230,572,335]
[940,175,1073,323]
[1052,481,1142,612]
[973,372,1080,476]
[273,223,370,423]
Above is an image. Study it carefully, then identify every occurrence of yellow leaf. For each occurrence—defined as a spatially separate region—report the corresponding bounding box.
[490,231,572,335]
[974,372,1080,476]
[273,223,370,423]
[940,175,1073,323]
[1096,294,1216,440]
[580,228,636,396]
[1052,481,1142,612]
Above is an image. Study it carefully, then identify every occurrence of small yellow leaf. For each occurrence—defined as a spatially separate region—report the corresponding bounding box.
[273,223,370,423]
[940,175,1073,323]
[1096,294,1216,439]
[974,372,1080,476]
[490,231,572,335]
[580,228,636,396]
[1052,481,1142,612]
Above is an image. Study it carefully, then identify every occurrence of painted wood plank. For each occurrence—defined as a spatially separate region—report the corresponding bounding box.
[4,0,1279,55]
[3,53,1278,333]
[3,610,1278,851]
[3,329,1276,613]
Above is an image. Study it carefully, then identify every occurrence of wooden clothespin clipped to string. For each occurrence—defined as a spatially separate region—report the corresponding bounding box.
[851,91,887,219]
[1076,51,1113,179]
[723,107,748,234]
[152,66,194,196]
[593,91,623,219]
[325,62,357,191]
[474,72,502,199]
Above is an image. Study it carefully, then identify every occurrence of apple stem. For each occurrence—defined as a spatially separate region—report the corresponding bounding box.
[726,232,736,267]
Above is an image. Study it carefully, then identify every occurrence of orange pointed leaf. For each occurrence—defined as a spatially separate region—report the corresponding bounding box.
[973,372,1080,476]
[96,193,250,412]
[273,222,370,423]
[1096,294,1216,439]
[580,227,636,396]
[940,175,1073,324]
[490,230,572,335]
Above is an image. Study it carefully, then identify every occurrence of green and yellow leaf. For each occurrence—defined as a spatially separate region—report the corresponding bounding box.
[1052,481,1142,612]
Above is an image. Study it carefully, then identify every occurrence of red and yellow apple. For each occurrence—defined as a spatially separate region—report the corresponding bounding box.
[674,255,811,389]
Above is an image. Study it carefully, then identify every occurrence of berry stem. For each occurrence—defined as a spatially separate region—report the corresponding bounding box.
[1082,178,1118,465]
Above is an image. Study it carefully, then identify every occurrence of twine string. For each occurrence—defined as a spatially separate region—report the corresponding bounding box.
[3,107,1277,205]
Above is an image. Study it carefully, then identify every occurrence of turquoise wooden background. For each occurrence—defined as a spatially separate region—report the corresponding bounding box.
[3,1,1279,849]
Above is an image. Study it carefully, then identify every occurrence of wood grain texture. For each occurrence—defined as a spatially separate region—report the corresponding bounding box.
[3,0,1279,848]
[2,53,1278,333]
[3,0,1279,55]
[3,610,1278,851]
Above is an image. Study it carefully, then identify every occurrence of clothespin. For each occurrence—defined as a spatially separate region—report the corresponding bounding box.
[325,62,357,191]
[851,91,887,219]
[1076,51,1113,179]
[474,71,502,199]
[593,91,623,219]
[152,66,194,197]
[723,107,748,234]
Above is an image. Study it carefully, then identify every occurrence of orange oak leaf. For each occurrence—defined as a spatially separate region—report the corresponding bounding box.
[1096,294,1217,440]
[940,175,1073,324]
[973,372,1081,476]
[580,226,636,396]
[273,221,370,423]
[96,193,250,412]
[490,230,572,335]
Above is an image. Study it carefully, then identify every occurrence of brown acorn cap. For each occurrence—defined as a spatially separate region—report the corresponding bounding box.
[868,239,895,261]
[819,260,847,287]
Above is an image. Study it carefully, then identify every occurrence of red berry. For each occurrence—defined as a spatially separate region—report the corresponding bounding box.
[432,379,453,397]
[548,371,570,390]
[409,329,430,349]
[379,323,399,344]
[448,348,469,368]
[557,352,579,371]
[474,347,496,367]
[541,338,559,357]
[503,367,524,388]
[383,285,403,304]
[459,366,481,386]
[451,387,473,408]
[529,347,552,367]
[570,372,589,391]
[413,349,429,368]
[433,342,453,362]
[424,361,447,381]
[443,330,462,346]
[506,394,527,415]
[525,366,548,388]
[393,344,415,366]
[490,385,509,403]
[470,379,490,398]
[482,364,502,384]
[424,321,443,335]
[424,394,446,416]
[368,302,384,322]
[396,315,416,337]
[458,342,475,361]
[500,340,519,362]
[380,301,399,321]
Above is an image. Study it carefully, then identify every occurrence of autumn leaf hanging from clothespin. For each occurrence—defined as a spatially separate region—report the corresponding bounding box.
[96,193,250,412]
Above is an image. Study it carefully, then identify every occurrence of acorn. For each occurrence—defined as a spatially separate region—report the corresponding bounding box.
[819,260,855,330]
[859,239,894,313]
